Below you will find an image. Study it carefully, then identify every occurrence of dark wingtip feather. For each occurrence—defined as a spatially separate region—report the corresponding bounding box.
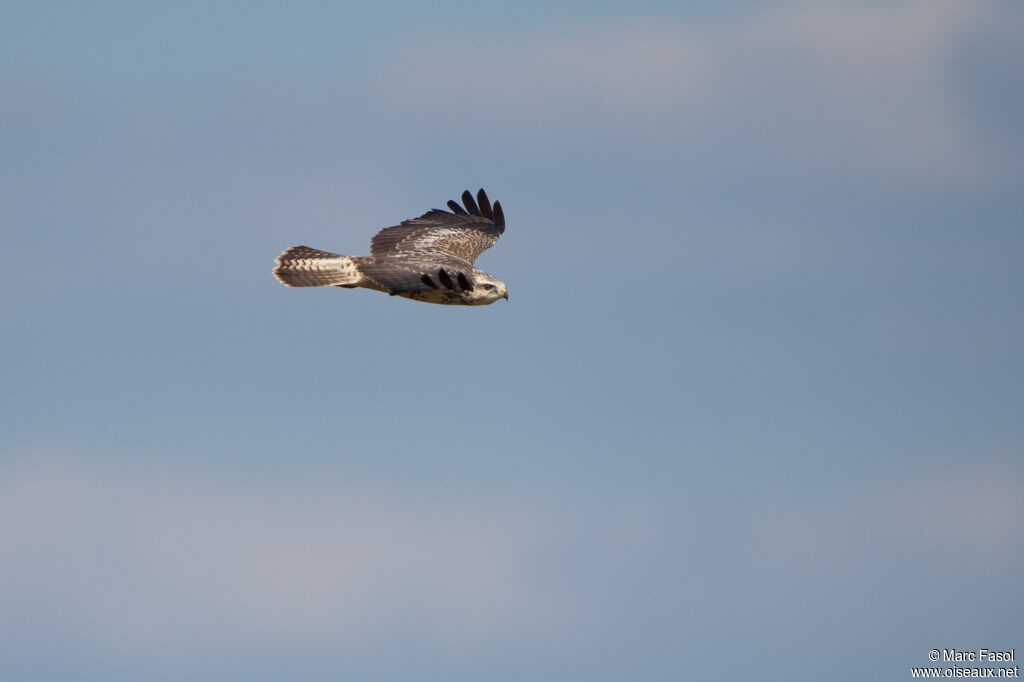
[477,189,493,220]
[437,268,455,290]
[456,272,473,291]
[421,273,438,289]
[461,190,479,216]
[493,200,505,232]
[447,188,503,231]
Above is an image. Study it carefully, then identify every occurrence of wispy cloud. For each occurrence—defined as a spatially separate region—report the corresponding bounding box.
[0,460,558,653]
[752,461,1024,564]
[376,0,1019,184]
[4,452,1020,662]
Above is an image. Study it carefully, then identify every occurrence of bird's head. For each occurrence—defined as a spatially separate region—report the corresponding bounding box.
[463,271,508,305]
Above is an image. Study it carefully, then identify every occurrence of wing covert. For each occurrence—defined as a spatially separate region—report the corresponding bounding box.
[369,188,505,265]
[358,260,477,295]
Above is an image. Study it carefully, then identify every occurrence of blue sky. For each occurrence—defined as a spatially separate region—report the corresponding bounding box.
[2,1,1022,680]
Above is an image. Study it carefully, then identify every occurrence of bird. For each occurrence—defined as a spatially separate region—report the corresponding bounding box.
[273,189,509,306]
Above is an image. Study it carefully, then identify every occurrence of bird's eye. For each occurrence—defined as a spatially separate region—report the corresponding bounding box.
[482,283,495,291]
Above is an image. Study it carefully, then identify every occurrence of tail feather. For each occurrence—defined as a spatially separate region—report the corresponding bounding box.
[273,246,362,287]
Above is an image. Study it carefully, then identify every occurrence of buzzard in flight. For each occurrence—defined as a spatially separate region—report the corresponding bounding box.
[273,189,508,306]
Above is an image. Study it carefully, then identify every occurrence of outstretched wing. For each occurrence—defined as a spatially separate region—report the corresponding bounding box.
[358,260,478,296]
[369,189,505,265]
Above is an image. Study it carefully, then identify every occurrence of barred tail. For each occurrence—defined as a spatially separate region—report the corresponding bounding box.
[273,246,362,287]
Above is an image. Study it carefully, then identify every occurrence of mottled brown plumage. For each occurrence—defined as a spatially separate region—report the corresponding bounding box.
[273,189,508,306]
